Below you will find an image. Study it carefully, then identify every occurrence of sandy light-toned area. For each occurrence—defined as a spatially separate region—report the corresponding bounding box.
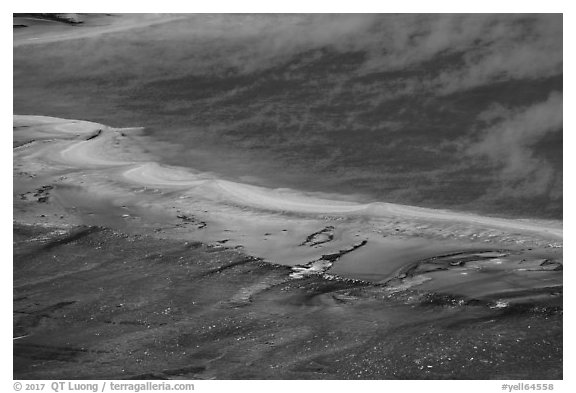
[14,115,562,296]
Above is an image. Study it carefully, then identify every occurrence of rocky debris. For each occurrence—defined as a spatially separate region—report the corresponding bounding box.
[300,226,335,247]
[19,185,54,203]
[291,240,368,279]
[176,214,208,230]
[15,226,106,254]
[33,185,53,196]
[175,214,207,230]
[321,240,367,262]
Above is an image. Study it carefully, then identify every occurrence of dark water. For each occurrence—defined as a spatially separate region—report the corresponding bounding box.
[13,14,563,219]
